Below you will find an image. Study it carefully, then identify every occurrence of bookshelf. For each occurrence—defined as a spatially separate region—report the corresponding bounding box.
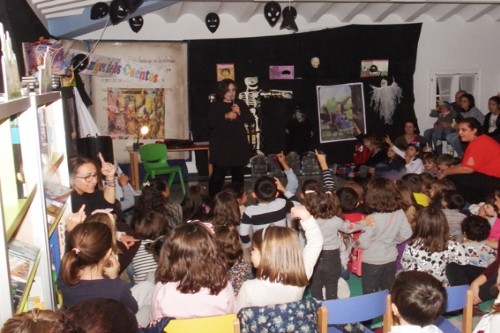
[0,92,71,324]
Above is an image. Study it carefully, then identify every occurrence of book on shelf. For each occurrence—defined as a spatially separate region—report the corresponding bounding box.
[8,239,40,261]
[37,106,50,166]
[44,181,72,227]
[11,279,26,311]
[8,253,35,283]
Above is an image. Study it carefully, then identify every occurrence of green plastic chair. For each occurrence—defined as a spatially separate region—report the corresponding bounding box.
[139,143,186,194]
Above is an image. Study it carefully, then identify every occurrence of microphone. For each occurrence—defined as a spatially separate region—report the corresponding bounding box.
[231,96,235,105]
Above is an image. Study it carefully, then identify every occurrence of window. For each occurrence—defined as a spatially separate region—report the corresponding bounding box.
[429,70,480,110]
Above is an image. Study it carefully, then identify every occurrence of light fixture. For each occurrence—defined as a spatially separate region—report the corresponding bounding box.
[280,5,298,32]
[133,125,149,151]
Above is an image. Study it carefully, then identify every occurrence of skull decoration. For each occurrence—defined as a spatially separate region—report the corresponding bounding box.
[311,57,320,69]
[205,12,220,33]
[264,1,282,27]
[129,16,144,33]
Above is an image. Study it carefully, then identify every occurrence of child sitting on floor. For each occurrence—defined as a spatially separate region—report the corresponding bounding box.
[390,271,447,333]
[441,190,467,243]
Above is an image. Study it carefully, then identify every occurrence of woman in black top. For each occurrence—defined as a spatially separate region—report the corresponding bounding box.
[207,79,255,198]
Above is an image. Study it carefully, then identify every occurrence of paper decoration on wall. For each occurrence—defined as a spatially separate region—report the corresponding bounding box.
[91,2,109,20]
[129,16,144,33]
[370,78,403,125]
[361,60,389,78]
[264,1,281,27]
[311,57,320,68]
[205,13,220,33]
[317,83,366,143]
[0,23,22,100]
[216,64,234,81]
[269,65,294,80]
[67,49,165,83]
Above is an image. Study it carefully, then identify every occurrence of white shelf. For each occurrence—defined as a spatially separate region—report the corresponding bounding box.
[0,92,68,324]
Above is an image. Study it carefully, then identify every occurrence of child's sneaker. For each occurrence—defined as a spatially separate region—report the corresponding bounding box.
[436,140,442,146]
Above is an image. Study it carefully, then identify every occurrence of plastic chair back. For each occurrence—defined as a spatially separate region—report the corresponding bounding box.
[140,143,169,169]
[164,313,240,333]
[433,285,473,333]
[321,289,391,333]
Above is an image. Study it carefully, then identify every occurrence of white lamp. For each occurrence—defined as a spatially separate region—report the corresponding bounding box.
[133,125,149,150]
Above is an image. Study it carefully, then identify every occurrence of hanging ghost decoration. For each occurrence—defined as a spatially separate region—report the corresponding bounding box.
[205,13,220,33]
[370,78,403,125]
[264,1,281,27]
[129,16,143,33]
[90,2,109,20]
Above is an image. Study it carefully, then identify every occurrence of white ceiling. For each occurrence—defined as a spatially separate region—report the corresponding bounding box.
[25,0,500,38]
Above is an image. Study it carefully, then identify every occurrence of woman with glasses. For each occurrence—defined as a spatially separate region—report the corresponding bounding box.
[68,153,140,274]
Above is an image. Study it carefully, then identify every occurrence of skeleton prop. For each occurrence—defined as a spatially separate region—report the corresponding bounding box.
[370,78,403,125]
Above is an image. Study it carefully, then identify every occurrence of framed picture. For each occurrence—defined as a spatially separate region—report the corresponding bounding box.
[269,65,294,80]
[361,60,389,78]
[217,63,235,81]
[317,83,366,143]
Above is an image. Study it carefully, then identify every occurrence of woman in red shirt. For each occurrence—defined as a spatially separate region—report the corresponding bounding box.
[437,117,500,203]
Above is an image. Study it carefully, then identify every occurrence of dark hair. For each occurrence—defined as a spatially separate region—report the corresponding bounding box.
[420,173,434,190]
[484,193,498,213]
[423,152,437,164]
[222,182,246,200]
[391,271,447,327]
[409,206,449,253]
[460,93,475,111]
[435,154,455,167]
[0,310,63,333]
[442,190,465,210]
[180,185,211,222]
[254,176,277,202]
[364,178,403,213]
[132,178,180,230]
[214,224,243,269]
[489,95,500,107]
[215,79,237,102]
[304,189,342,219]
[301,179,322,194]
[461,215,491,242]
[63,298,139,333]
[399,173,423,193]
[61,223,112,286]
[351,176,370,191]
[406,142,420,156]
[363,134,385,149]
[134,211,170,240]
[430,179,456,202]
[404,119,420,135]
[156,222,228,295]
[209,191,241,227]
[336,187,359,212]
[458,117,485,136]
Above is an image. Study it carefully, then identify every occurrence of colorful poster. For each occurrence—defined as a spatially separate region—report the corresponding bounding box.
[361,60,389,78]
[107,88,165,140]
[317,83,366,143]
[217,63,235,81]
[22,43,65,76]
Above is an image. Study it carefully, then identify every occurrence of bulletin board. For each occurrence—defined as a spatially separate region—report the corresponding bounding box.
[89,42,188,163]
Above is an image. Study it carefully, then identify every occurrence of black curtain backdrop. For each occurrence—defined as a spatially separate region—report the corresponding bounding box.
[188,24,422,175]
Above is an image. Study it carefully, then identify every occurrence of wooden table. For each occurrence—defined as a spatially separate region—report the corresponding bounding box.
[126,144,211,190]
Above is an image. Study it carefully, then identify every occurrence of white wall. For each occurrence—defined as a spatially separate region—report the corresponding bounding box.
[76,11,500,170]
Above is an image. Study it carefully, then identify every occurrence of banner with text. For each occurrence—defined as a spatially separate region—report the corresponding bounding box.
[68,49,165,83]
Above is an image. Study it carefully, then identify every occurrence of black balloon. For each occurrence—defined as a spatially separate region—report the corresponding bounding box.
[90,2,109,20]
[205,12,219,33]
[129,16,144,33]
[264,1,281,27]
[125,0,144,14]
[71,54,89,74]
[109,0,129,25]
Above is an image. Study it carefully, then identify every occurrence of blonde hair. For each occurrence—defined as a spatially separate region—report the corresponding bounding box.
[252,226,308,287]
